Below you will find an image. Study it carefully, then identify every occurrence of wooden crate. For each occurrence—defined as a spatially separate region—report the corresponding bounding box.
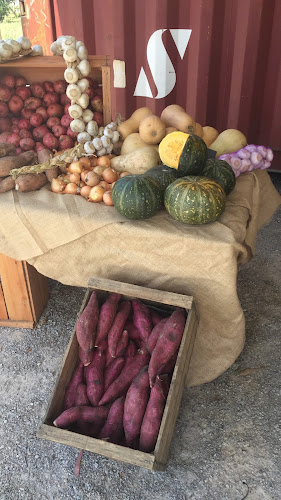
[37,277,198,471]
[0,253,49,329]
[0,55,111,125]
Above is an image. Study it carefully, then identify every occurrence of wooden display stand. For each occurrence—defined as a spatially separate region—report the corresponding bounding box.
[0,254,49,329]
[0,55,112,125]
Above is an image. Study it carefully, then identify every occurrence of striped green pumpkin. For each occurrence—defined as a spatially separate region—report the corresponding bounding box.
[164,176,226,224]
[201,158,236,195]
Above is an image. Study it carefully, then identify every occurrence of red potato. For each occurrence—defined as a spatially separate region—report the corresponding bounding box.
[61,113,72,128]
[104,357,125,391]
[0,117,12,133]
[64,362,84,410]
[75,383,90,406]
[85,87,95,100]
[43,133,59,150]
[139,375,167,452]
[53,79,67,94]
[76,291,99,352]
[98,396,125,444]
[132,299,152,343]
[7,133,21,147]
[66,127,77,139]
[19,138,35,151]
[11,125,20,134]
[64,103,71,114]
[35,142,46,153]
[93,111,103,126]
[0,176,15,193]
[1,74,16,88]
[146,317,168,354]
[43,81,55,93]
[46,116,60,129]
[15,76,26,87]
[95,292,121,347]
[52,124,67,138]
[148,308,186,387]
[79,346,94,367]
[124,320,142,348]
[115,329,129,358]
[123,366,150,447]
[98,350,150,406]
[0,131,11,143]
[30,113,43,127]
[60,93,70,106]
[85,76,97,88]
[11,117,20,126]
[0,102,9,118]
[24,97,42,110]
[53,405,109,429]
[32,125,49,141]
[85,350,106,406]
[36,106,48,122]
[108,300,131,358]
[91,96,103,112]
[47,103,64,118]
[0,85,12,102]
[19,129,33,139]
[16,147,23,155]
[43,92,59,106]
[30,82,45,98]
[21,107,33,120]
[8,95,24,114]
[58,134,74,150]
[18,118,31,130]
[95,87,103,97]
[16,85,31,101]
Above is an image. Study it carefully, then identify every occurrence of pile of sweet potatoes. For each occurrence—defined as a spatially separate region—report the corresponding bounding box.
[53,291,187,453]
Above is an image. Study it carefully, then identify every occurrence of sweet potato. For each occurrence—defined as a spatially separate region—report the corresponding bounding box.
[139,375,167,452]
[0,176,15,193]
[98,350,150,406]
[95,292,121,347]
[37,148,58,182]
[150,309,168,326]
[98,396,125,444]
[53,406,81,428]
[0,150,36,177]
[53,405,109,429]
[0,143,16,158]
[125,340,137,360]
[15,173,47,192]
[115,329,129,358]
[157,349,178,376]
[85,350,106,406]
[148,308,186,387]
[104,357,125,391]
[75,383,90,406]
[97,339,107,355]
[79,346,94,367]
[124,320,142,348]
[64,362,84,410]
[123,366,150,447]
[146,317,168,354]
[132,299,152,342]
[108,300,131,358]
[76,291,99,353]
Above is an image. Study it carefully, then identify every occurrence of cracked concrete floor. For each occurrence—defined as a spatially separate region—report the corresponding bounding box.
[0,174,280,500]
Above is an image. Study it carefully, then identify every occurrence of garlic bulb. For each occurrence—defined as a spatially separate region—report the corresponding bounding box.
[92,137,103,151]
[107,122,118,131]
[32,45,43,56]
[64,67,79,84]
[77,93,89,109]
[63,48,77,63]
[111,130,120,144]
[77,59,91,76]
[86,120,98,137]
[50,41,59,54]
[62,38,76,51]
[101,135,111,149]
[96,147,107,157]
[17,36,31,50]
[84,141,96,154]
[76,41,85,49]
[104,127,114,139]
[77,45,88,60]
[5,39,21,53]
[66,83,81,100]
[98,127,104,137]
[77,78,89,92]
[0,43,12,58]
[77,132,92,143]
[68,104,83,119]
[82,109,94,123]
[106,143,114,154]
[70,118,85,133]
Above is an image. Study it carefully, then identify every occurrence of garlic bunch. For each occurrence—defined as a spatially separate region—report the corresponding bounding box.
[83,122,120,156]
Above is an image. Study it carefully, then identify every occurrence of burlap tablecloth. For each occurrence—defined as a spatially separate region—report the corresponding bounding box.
[0,169,280,386]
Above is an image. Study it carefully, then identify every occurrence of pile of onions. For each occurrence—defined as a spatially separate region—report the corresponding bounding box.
[219,145,274,177]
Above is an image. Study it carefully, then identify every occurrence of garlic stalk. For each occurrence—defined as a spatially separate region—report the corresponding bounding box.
[64,67,79,84]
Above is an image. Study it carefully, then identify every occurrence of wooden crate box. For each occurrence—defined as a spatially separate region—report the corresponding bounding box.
[37,277,198,471]
[0,253,49,329]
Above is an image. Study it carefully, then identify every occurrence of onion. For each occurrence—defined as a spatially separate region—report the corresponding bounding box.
[80,185,92,199]
[64,182,78,194]
[103,190,114,206]
[84,171,101,187]
[97,155,111,168]
[51,178,66,193]
[68,161,82,174]
[88,185,105,202]
[102,167,118,184]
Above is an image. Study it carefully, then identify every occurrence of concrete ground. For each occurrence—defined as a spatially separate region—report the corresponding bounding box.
[0,174,280,500]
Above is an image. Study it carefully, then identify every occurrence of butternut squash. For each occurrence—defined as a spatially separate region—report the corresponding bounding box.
[160,105,196,134]
[117,107,153,140]
[121,133,147,155]
[110,146,161,175]
[165,127,178,136]
[194,123,203,138]
[139,115,166,145]
[209,129,247,158]
[202,126,219,147]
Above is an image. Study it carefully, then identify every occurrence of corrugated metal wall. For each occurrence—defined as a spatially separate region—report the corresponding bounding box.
[23,0,281,166]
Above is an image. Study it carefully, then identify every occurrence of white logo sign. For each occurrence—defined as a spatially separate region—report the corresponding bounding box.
[134,29,192,99]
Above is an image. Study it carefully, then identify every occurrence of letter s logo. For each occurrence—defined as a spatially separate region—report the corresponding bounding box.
[134,29,192,99]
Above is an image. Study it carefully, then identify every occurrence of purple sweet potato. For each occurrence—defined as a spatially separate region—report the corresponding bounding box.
[76,291,99,353]
[124,320,142,348]
[95,292,121,347]
[132,299,152,343]
[54,405,109,429]
[157,349,178,376]
[85,350,106,406]
[148,308,186,387]
[97,339,107,355]
[98,396,125,443]
[146,317,168,354]
[79,346,94,367]
[139,375,167,452]
[64,362,84,410]
[75,383,90,406]
[53,406,81,428]
[98,350,150,406]
[123,366,150,447]
[150,309,164,326]
[104,357,125,391]
[108,300,131,358]
[125,340,137,360]
[115,329,129,358]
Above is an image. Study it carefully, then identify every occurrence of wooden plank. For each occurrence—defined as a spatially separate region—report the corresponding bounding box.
[0,319,34,328]
[0,254,33,322]
[102,65,112,125]
[88,277,193,309]
[23,262,49,323]
[0,282,8,320]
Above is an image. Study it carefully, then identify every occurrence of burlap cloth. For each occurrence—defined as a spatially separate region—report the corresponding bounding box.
[0,169,280,386]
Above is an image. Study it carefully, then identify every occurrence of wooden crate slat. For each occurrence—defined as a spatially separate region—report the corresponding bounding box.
[0,254,33,322]
[23,262,49,323]
[0,282,8,320]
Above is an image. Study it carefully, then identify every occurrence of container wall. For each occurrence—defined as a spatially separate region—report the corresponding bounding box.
[25,0,281,166]
[21,0,56,56]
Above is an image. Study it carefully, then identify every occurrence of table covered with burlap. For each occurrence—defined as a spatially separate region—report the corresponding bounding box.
[0,169,280,386]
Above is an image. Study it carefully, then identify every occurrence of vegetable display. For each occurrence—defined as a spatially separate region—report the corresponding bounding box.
[158,132,208,176]
[53,290,187,452]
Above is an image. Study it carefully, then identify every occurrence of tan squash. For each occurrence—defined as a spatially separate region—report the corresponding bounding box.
[121,133,147,155]
[209,129,247,158]
[110,146,160,175]
[160,104,196,134]
[117,107,153,140]
[202,126,219,147]
[139,115,166,145]
[165,127,178,136]
[194,123,203,138]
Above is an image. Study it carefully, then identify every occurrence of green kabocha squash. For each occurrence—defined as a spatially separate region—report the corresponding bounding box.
[111,174,162,220]
[201,158,236,195]
[164,176,226,225]
[144,165,179,199]
[158,131,208,176]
